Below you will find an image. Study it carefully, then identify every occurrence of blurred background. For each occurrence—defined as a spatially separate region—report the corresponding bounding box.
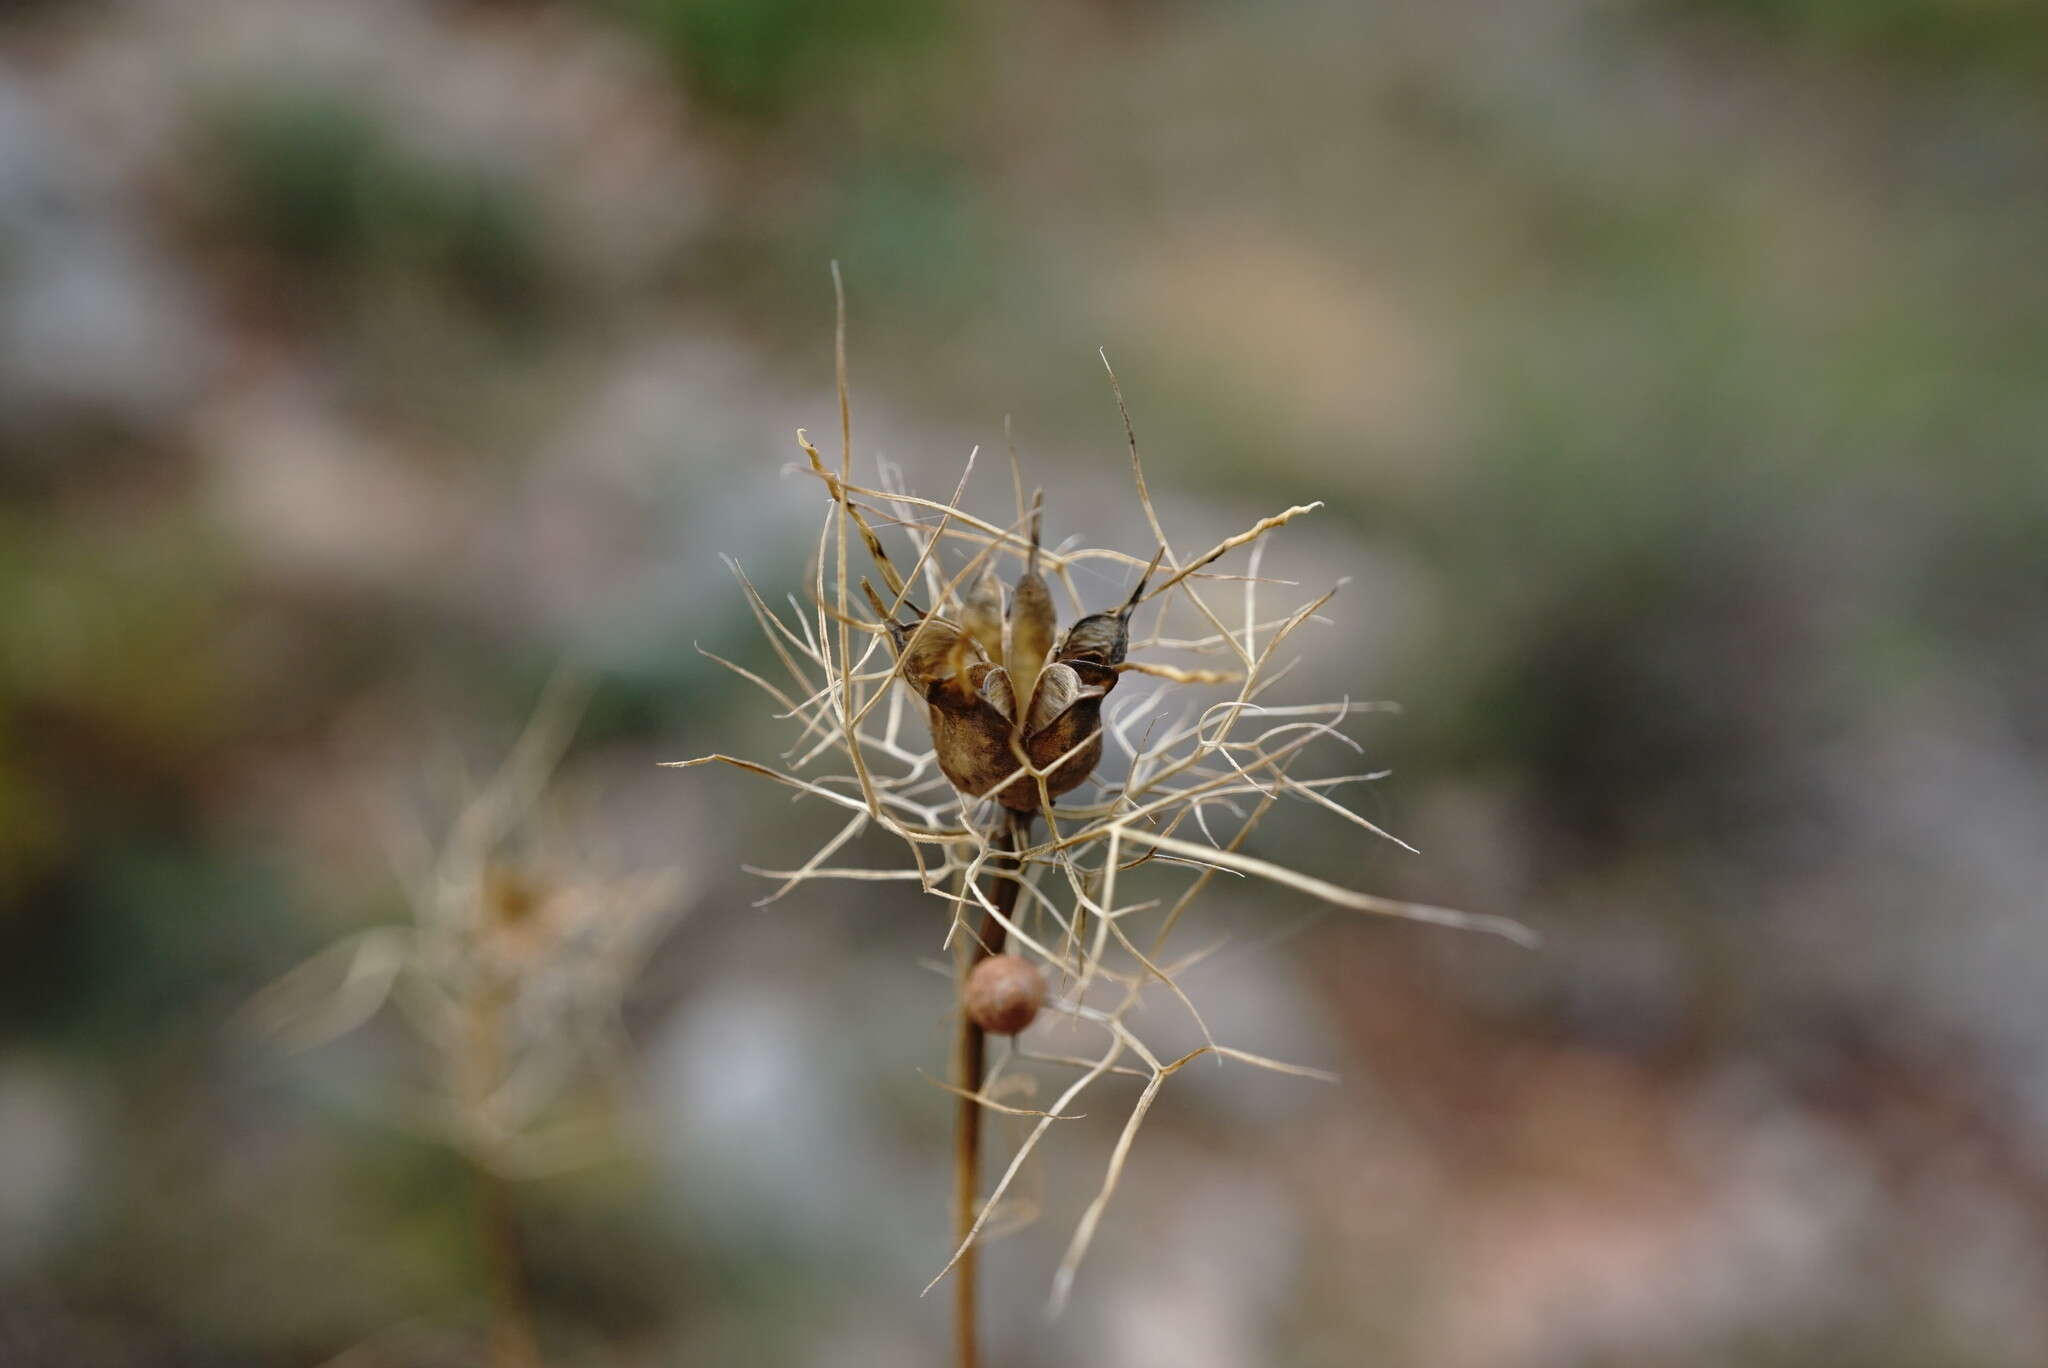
[5,0,2048,1364]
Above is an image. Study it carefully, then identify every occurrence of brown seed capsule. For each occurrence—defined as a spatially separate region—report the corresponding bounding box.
[964,953,1047,1035]
[869,534,1153,814]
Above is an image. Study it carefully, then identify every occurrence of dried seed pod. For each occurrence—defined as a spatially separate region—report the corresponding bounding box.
[961,566,1007,666]
[1055,610,1129,670]
[905,618,987,706]
[1022,661,1087,738]
[1021,663,1110,800]
[865,579,986,711]
[1008,557,1056,717]
[1056,547,1162,669]
[870,530,1146,814]
[929,688,1026,803]
[964,953,1046,1035]
[973,662,1015,721]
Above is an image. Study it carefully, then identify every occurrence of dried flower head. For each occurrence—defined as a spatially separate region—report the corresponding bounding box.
[865,507,1159,813]
[248,676,684,1178]
[671,284,1533,1314]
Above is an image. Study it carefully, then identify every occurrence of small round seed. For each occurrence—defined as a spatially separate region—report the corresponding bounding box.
[964,954,1047,1035]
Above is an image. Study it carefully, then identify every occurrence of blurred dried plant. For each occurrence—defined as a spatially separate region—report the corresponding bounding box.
[248,677,684,1368]
[671,272,1532,1364]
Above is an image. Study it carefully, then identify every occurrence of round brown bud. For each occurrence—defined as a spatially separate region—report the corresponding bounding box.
[964,954,1047,1035]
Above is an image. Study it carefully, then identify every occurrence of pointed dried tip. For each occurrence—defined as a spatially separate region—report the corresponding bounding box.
[861,576,926,624]
[1124,545,1167,614]
[1005,414,1026,528]
[856,519,905,598]
[1027,489,1044,575]
[859,577,893,626]
[795,427,826,474]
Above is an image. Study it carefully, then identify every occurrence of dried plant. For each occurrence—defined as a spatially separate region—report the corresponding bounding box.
[249,678,683,1368]
[671,274,1533,1364]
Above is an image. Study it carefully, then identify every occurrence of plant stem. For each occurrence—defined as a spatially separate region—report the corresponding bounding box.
[465,951,544,1368]
[477,1160,544,1368]
[954,813,1027,1368]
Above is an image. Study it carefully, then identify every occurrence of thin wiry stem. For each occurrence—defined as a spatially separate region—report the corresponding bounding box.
[953,813,1027,1368]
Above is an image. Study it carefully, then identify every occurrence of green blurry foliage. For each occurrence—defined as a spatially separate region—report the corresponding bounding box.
[69,1116,478,1361]
[1681,0,2048,76]
[619,0,950,121]
[0,502,303,1059]
[200,90,551,325]
[61,845,299,1046]
[615,0,982,324]
[0,717,59,904]
[0,510,233,906]
[833,164,986,298]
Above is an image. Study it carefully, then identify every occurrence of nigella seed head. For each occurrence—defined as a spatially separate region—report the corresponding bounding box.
[867,531,1159,813]
[677,332,1535,1316]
